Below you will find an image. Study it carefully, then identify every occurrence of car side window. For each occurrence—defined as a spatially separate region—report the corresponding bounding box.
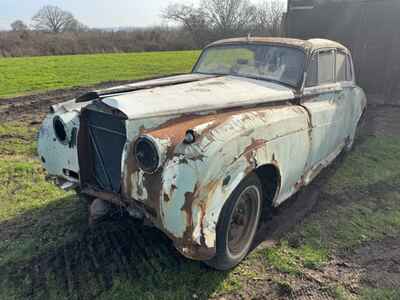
[336,51,347,82]
[305,54,318,87]
[318,50,334,84]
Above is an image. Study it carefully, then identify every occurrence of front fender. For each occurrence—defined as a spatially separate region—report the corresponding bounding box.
[158,105,309,260]
[161,150,273,260]
[38,98,91,183]
[38,111,80,181]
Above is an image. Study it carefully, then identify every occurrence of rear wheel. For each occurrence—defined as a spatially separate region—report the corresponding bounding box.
[205,173,262,270]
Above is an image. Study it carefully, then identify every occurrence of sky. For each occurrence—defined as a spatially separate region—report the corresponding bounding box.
[0,0,287,30]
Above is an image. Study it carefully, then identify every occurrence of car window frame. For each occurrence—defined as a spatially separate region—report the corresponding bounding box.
[346,53,355,83]
[304,48,337,88]
[317,49,336,85]
[303,47,357,97]
[336,50,355,84]
[335,50,347,83]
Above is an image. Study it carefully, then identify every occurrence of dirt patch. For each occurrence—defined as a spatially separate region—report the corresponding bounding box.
[0,76,176,123]
[351,237,400,290]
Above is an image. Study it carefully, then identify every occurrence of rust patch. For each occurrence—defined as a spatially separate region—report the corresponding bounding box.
[145,104,287,158]
[294,175,306,191]
[240,138,268,173]
[142,168,163,217]
[121,142,139,200]
[243,138,268,155]
[181,184,199,244]
[171,184,178,194]
[164,192,170,203]
[271,153,279,167]
[82,187,127,208]
[199,200,207,247]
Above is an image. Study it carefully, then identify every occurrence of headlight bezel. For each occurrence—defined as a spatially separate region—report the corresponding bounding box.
[134,135,161,174]
[53,116,68,144]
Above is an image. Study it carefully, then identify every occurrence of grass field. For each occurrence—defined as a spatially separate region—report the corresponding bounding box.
[0,51,200,98]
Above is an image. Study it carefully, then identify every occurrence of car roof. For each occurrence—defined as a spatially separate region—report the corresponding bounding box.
[205,37,349,53]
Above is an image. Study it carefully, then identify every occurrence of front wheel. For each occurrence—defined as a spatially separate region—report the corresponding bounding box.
[205,173,262,270]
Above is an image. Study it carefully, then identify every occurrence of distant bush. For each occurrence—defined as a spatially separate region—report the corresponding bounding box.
[0,27,197,57]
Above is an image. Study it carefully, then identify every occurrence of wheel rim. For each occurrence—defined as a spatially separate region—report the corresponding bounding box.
[227,185,260,259]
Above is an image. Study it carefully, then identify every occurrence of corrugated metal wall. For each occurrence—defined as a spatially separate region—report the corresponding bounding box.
[286,0,400,104]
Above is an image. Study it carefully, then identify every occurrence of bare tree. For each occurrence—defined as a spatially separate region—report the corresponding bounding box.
[163,4,212,47]
[202,0,256,36]
[11,20,28,31]
[66,19,89,32]
[255,0,285,36]
[31,5,84,33]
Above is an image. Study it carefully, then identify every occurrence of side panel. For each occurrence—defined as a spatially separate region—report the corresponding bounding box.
[301,84,347,173]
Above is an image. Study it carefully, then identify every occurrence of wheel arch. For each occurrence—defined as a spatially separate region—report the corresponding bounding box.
[254,163,282,208]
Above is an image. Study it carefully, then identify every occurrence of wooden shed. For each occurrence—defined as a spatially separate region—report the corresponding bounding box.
[286,0,400,104]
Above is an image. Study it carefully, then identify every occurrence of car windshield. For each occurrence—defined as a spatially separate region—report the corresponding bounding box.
[193,44,305,87]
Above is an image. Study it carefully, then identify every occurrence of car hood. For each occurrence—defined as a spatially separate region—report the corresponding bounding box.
[101,75,295,120]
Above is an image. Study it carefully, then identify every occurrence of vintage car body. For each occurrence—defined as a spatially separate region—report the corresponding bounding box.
[38,37,366,269]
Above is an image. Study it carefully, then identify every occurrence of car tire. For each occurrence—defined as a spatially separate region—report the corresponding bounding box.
[205,173,262,270]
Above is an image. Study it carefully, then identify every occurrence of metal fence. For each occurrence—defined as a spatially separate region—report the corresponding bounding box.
[286,0,400,105]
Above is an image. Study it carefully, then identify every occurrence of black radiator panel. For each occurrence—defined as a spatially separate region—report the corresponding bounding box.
[84,109,127,193]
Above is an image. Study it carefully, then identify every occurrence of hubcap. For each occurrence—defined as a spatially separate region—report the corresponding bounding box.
[227,185,260,258]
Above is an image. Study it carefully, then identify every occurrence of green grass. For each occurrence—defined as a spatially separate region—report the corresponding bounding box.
[325,137,400,194]
[98,260,256,300]
[265,242,328,275]
[0,51,200,98]
[0,122,37,156]
[297,137,400,251]
[263,135,400,284]
[0,122,87,267]
[361,288,400,300]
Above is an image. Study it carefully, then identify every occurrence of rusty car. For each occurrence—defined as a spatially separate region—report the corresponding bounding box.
[38,37,366,270]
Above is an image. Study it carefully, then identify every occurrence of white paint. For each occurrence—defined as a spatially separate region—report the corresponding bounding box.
[101,75,295,120]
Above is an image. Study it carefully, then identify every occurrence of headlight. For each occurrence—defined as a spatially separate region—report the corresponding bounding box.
[53,116,67,143]
[134,136,160,173]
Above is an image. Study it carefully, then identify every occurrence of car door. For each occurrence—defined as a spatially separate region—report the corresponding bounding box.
[335,51,362,143]
[301,49,348,181]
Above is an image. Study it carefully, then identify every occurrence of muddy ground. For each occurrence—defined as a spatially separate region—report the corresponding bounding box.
[0,86,399,299]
